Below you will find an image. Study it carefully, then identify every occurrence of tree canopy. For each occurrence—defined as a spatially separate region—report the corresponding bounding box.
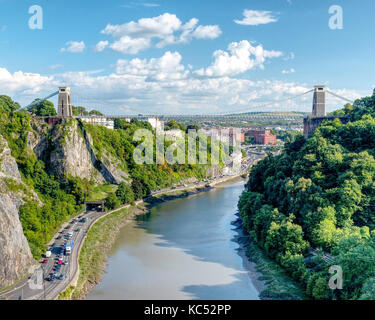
[239,89,375,300]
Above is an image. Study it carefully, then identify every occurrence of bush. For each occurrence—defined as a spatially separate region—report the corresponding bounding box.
[105,193,121,211]
[116,182,135,205]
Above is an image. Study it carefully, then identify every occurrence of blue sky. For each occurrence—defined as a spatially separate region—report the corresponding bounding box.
[0,0,374,114]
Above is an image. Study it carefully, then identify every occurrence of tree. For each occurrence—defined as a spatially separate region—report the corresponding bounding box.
[89,109,104,116]
[0,95,20,112]
[28,99,56,116]
[116,182,135,205]
[359,277,375,300]
[131,178,145,200]
[105,193,120,210]
[264,215,310,259]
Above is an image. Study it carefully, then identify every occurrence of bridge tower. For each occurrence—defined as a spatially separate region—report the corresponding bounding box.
[58,87,72,117]
[312,85,326,117]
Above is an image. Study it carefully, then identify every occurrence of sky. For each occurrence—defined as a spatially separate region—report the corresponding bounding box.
[0,0,374,115]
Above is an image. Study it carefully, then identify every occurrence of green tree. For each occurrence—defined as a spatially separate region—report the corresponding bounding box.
[105,193,121,210]
[116,182,135,205]
[28,99,56,116]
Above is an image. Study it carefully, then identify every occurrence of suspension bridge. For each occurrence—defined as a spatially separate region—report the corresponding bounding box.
[22,85,354,122]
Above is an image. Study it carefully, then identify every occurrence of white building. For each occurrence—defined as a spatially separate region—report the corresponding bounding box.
[80,116,114,130]
[147,117,164,132]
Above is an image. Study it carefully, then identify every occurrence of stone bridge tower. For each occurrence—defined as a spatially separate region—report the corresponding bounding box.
[312,85,326,117]
[58,87,72,117]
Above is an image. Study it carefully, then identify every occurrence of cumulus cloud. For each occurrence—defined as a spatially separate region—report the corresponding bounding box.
[99,13,222,54]
[4,62,364,115]
[94,40,109,52]
[109,36,151,54]
[234,10,278,26]
[116,51,189,81]
[195,40,283,78]
[61,41,86,53]
[282,68,296,74]
[0,68,53,100]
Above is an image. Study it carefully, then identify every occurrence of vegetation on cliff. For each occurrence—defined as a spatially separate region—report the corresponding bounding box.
[239,89,375,300]
[0,95,220,259]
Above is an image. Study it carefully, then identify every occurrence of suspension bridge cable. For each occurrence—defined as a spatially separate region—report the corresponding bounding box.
[213,89,315,116]
[326,90,354,104]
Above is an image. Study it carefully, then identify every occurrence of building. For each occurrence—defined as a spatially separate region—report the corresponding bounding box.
[201,127,244,146]
[245,129,277,145]
[136,116,164,132]
[80,116,114,130]
[147,117,164,132]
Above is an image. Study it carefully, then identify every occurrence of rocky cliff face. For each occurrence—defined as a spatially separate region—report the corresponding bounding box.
[28,119,129,185]
[0,135,36,289]
[48,120,106,183]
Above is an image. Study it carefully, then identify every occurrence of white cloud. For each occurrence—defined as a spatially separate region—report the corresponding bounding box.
[60,41,86,53]
[4,62,365,115]
[195,40,283,78]
[116,51,189,81]
[282,68,295,74]
[110,36,151,54]
[120,2,160,8]
[283,52,295,61]
[234,10,279,26]
[192,25,222,39]
[94,40,109,52]
[49,64,63,70]
[142,3,160,7]
[100,13,222,54]
[0,68,53,99]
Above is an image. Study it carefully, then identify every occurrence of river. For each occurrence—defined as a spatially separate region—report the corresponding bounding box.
[86,178,260,300]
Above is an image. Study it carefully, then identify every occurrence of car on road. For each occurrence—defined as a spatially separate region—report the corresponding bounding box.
[63,260,69,265]
[43,259,48,264]
[47,275,54,281]
[57,274,65,280]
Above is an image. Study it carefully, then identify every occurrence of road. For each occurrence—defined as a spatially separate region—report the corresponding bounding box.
[0,210,102,300]
[0,149,267,300]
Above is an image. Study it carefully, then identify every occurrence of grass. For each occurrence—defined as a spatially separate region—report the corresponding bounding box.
[71,206,141,300]
[57,286,75,300]
[86,184,117,202]
[246,241,305,300]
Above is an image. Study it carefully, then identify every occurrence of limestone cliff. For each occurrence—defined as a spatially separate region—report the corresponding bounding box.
[0,135,36,289]
[28,119,129,185]
[48,120,106,183]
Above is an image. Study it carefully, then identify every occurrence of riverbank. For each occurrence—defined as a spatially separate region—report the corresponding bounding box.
[59,173,249,300]
[232,213,305,300]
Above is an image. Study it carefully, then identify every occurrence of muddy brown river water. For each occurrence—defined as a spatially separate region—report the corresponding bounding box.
[87,179,260,300]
